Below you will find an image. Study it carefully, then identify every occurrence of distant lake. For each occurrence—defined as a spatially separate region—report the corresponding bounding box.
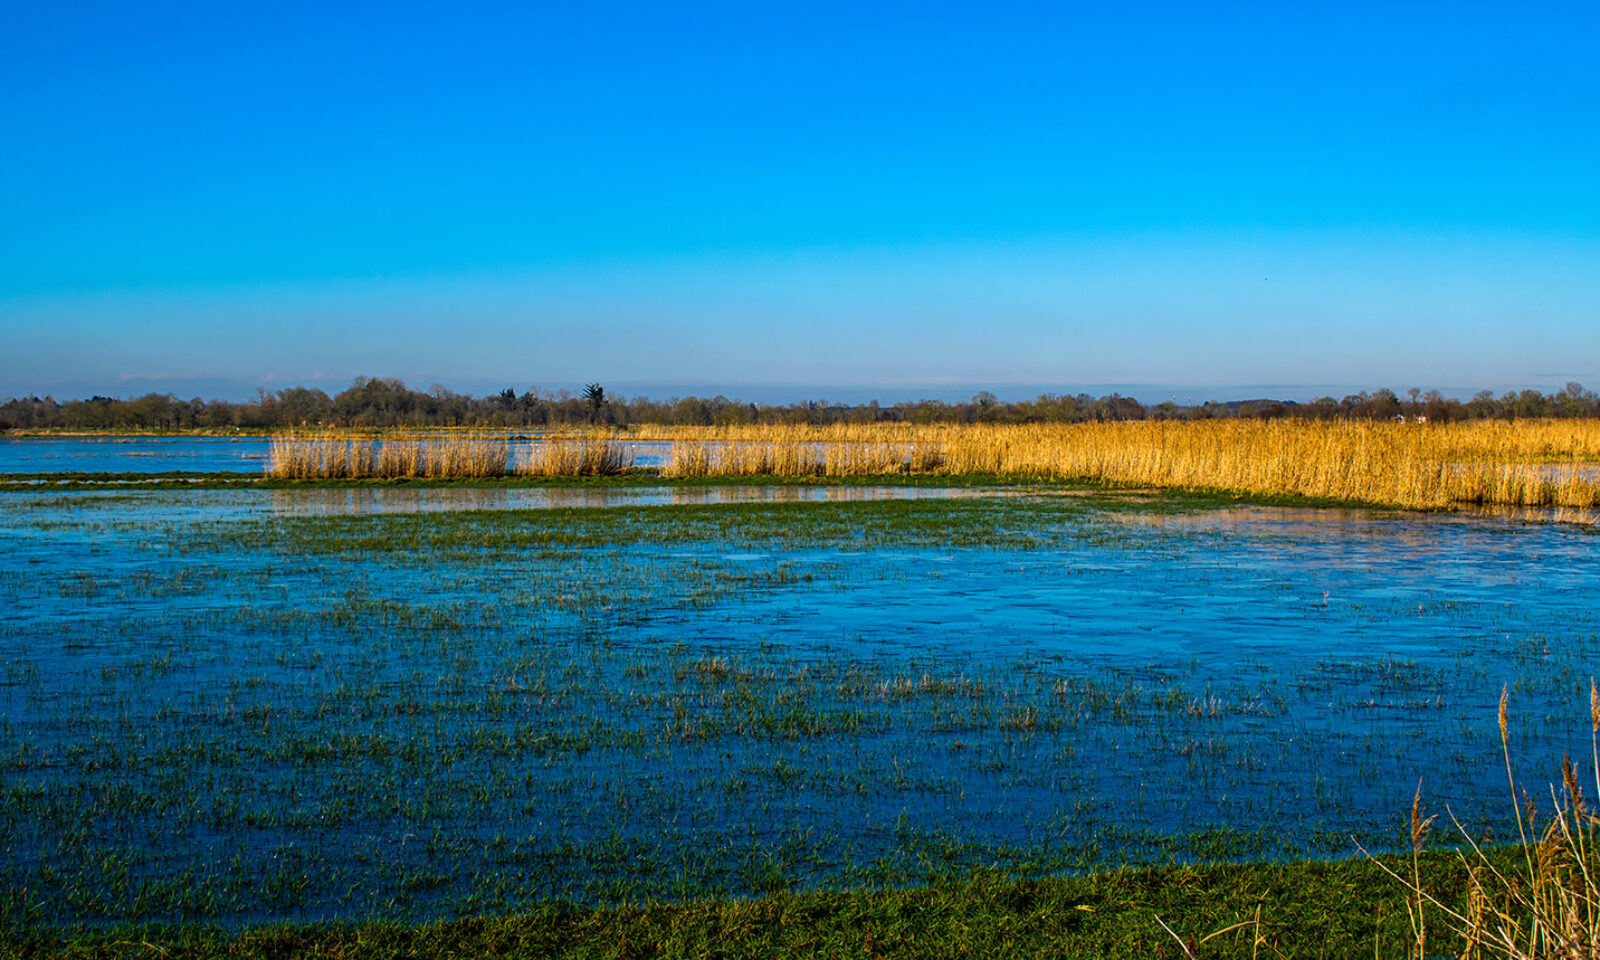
[0,435,273,473]
[0,435,675,474]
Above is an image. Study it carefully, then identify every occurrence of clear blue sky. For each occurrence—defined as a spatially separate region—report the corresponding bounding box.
[2,1,1597,402]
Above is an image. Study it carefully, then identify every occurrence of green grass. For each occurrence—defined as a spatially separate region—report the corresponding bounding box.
[0,470,1060,491]
[211,494,1142,559]
[0,470,1418,515]
[206,487,1405,563]
[0,851,1498,959]
[0,471,259,490]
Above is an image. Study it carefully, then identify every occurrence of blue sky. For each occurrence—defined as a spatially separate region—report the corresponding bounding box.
[2,1,1597,402]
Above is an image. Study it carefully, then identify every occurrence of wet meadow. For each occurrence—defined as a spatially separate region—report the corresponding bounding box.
[2,478,1597,945]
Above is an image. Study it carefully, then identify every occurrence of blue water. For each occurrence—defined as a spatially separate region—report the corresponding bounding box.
[1,488,1596,927]
[0,436,274,473]
[0,436,677,474]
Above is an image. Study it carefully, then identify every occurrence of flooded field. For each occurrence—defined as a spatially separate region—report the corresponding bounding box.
[1,487,1596,928]
[0,436,276,474]
[0,436,675,475]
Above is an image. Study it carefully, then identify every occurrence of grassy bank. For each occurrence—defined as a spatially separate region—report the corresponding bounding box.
[0,851,1495,959]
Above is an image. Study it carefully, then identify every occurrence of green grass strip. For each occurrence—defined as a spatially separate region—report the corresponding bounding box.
[0,853,1490,959]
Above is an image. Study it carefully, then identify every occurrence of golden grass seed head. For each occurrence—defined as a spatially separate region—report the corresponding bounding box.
[1500,685,1509,746]
[1410,779,1435,852]
[1590,678,1598,734]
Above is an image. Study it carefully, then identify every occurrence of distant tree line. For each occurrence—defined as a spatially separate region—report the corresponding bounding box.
[2,377,1598,432]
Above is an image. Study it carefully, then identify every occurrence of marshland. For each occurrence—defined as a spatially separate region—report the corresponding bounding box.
[2,422,1599,956]
[259,419,1600,512]
[13,0,1600,951]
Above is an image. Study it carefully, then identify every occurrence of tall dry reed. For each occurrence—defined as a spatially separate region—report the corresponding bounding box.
[517,437,632,476]
[657,420,1600,510]
[660,424,942,478]
[267,437,379,479]
[271,421,1600,509]
[933,420,1600,510]
[268,435,629,478]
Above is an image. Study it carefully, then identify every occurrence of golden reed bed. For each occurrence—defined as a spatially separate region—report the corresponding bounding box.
[266,435,630,479]
[266,420,1600,511]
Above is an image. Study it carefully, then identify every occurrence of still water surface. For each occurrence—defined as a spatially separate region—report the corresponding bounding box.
[1,487,1595,926]
[0,435,675,474]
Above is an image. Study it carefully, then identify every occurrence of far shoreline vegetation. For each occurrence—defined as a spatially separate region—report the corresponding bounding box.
[3,377,1600,432]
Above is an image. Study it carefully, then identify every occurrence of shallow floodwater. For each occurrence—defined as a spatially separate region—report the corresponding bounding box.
[1,487,1596,927]
[0,435,275,473]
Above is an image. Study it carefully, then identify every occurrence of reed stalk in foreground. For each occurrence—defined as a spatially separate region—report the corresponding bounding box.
[1357,682,1600,960]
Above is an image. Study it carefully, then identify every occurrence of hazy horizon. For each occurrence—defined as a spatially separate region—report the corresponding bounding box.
[4,372,1583,410]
